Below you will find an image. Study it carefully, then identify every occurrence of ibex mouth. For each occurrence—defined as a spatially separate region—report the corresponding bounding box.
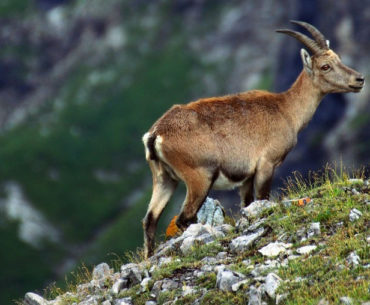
[349,85,363,92]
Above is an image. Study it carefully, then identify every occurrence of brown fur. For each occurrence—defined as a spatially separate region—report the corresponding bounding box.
[141,28,364,259]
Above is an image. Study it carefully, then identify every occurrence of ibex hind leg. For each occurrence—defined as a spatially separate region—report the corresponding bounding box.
[176,167,213,230]
[143,161,178,259]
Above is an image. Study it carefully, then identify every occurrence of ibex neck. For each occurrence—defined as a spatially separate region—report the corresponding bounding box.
[281,70,324,133]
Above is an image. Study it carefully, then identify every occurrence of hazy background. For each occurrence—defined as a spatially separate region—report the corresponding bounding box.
[0,0,368,303]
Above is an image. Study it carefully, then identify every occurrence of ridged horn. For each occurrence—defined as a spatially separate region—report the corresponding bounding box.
[290,20,329,49]
[276,28,323,55]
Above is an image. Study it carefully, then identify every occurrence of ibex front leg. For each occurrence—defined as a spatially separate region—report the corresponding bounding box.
[239,176,254,208]
[254,160,274,200]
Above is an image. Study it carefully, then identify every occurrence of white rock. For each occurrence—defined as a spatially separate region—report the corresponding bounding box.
[258,242,292,257]
[180,236,196,255]
[114,298,132,305]
[340,296,353,305]
[111,278,128,295]
[24,293,49,305]
[307,222,321,238]
[348,178,363,184]
[216,224,234,234]
[346,251,361,266]
[216,251,228,260]
[141,277,152,292]
[231,279,249,292]
[183,223,224,239]
[296,245,317,255]
[93,262,111,280]
[120,263,142,286]
[158,257,172,267]
[349,209,362,222]
[265,273,282,299]
[197,197,225,226]
[317,299,329,305]
[145,301,157,305]
[182,285,196,296]
[102,301,111,305]
[216,268,245,292]
[241,200,278,218]
[161,279,179,290]
[230,227,265,253]
[248,285,262,305]
[236,217,250,231]
[287,255,300,261]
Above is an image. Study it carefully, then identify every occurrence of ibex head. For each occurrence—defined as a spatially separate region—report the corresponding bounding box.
[277,20,364,94]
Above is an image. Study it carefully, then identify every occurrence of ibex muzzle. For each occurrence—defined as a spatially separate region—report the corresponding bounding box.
[142,20,364,258]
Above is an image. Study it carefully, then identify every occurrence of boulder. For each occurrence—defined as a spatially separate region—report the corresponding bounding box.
[230,227,265,253]
[24,293,49,305]
[258,242,292,257]
[265,273,282,299]
[241,200,278,218]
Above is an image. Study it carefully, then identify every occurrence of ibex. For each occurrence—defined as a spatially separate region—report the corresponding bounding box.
[142,20,364,258]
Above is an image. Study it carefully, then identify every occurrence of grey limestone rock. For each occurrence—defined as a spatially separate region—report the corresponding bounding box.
[307,222,321,238]
[111,278,128,295]
[120,263,142,286]
[180,223,224,255]
[258,242,292,257]
[339,296,353,305]
[248,285,262,305]
[346,251,361,266]
[196,197,225,226]
[24,293,49,305]
[216,267,245,292]
[140,277,152,292]
[241,200,278,218]
[114,298,133,305]
[161,279,179,291]
[265,272,282,299]
[296,245,317,255]
[92,263,111,280]
[230,227,265,253]
[236,217,250,232]
[349,209,362,222]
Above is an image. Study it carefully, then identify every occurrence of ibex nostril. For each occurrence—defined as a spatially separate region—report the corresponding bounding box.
[356,76,365,83]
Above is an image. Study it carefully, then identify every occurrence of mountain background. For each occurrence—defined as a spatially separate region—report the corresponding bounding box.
[0,0,368,304]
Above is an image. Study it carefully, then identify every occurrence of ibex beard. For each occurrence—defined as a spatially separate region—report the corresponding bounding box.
[142,20,365,258]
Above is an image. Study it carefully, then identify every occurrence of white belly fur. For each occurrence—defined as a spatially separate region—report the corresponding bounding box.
[212,172,245,190]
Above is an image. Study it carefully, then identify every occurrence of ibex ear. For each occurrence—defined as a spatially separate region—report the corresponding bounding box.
[300,48,313,76]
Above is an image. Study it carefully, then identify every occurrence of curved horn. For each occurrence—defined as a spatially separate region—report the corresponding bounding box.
[290,20,329,49]
[276,29,323,54]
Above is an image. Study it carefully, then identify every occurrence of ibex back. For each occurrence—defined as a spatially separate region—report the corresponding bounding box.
[142,20,364,258]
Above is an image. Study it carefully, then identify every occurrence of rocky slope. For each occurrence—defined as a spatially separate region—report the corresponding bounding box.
[23,176,369,305]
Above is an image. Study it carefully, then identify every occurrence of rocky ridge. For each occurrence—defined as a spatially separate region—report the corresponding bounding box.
[23,178,369,305]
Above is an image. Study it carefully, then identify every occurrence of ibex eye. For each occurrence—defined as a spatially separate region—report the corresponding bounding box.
[321,64,330,71]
